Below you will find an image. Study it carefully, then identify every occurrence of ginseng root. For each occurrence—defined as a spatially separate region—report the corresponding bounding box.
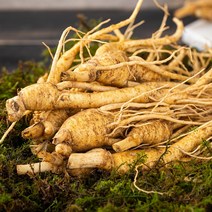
[112,120,173,152]
[62,43,131,87]
[52,108,116,154]
[67,148,165,174]
[37,108,118,165]
[62,17,184,87]
[163,121,212,163]
[6,81,184,122]
[22,109,71,140]
[62,43,167,87]
[68,121,212,173]
[49,11,183,84]
[17,121,212,175]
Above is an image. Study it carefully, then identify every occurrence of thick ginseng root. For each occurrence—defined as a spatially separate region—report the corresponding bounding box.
[68,122,212,174]
[128,63,165,82]
[68,148,113,170]
[112,120,173,152]
[6,81,186,122]
[37,108,118,165]
[63,43,166,86]
[63,43,130,87]
[68,148,165,174]
[163,121,212,163]
[52,108,115,154]
[69,122,212,173]
[22,109,71,140]
[129,55,190,82]
[17,122,212,175]
[16,148,163,175]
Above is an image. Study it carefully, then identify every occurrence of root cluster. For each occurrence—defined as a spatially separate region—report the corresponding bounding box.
[2,0,212,186]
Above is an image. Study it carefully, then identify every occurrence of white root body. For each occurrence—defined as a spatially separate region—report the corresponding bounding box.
[6,81,187,122]
[164,122,212,163]
[63,43,131,87]
[17,162,55,175]
[112,120,172,152]
[68,148,113,170]
[52,109,115,153]
[67,122,212,174]
[67,148,165,174]
[22,109,71,140]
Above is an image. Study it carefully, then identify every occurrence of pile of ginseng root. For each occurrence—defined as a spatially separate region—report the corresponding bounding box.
[2,0,212,181]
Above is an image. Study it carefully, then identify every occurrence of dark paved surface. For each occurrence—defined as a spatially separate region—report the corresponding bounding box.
[0,10,194,71]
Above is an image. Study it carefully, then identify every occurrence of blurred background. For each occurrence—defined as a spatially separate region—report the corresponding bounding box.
[0,0,193,70]
[0,0,184,10]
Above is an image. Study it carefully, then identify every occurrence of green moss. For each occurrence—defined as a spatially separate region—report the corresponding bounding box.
[0,61,47,100]
[0,193,12,205]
